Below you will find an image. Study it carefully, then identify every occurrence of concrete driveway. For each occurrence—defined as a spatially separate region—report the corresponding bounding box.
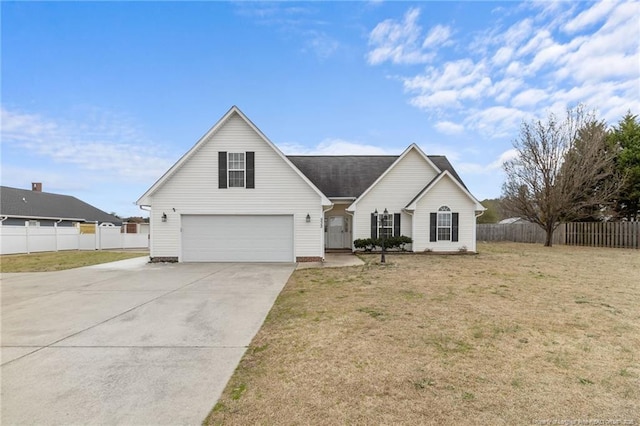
[1,258,295,425]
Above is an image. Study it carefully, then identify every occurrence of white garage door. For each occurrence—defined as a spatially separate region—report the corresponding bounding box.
[181,215,294,262]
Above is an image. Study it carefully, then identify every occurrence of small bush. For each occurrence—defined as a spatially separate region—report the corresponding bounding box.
[354,236,413,251]
[354,238,376,251]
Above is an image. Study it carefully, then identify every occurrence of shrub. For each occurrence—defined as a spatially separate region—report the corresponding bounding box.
[354,238,375,251]
[354,236,413,251]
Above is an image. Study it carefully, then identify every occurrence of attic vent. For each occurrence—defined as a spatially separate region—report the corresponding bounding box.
[32,182,42,192]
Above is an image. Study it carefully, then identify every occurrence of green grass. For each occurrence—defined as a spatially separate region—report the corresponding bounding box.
[0,250,148,272]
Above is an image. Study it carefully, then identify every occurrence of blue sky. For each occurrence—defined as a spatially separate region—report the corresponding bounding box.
[2,1,639,218]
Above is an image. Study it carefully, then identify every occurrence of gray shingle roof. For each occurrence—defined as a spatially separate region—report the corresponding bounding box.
[0,186,121,224]
[287,155,466,198]
[287,156,397,197]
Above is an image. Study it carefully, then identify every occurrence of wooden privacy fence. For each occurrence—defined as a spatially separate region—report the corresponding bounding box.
[477,222,640,249]
[476,223,564,245]
[564,222,640,248]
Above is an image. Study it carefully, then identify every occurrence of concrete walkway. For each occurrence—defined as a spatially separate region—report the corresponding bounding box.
[1,259,295,425]
[296,252,365,269]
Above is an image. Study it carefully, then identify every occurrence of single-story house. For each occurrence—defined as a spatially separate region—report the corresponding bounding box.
[0,184,122,227]
[137,106,485,262]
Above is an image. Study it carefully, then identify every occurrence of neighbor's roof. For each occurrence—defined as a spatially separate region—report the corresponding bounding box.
[0,186,121,224]
[287,155,466,198]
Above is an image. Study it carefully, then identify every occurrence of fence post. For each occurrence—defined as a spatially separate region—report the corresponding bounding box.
[95,222,99,250]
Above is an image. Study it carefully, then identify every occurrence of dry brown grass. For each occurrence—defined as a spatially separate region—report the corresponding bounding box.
[206,243,640,425]
[0,250,148,272]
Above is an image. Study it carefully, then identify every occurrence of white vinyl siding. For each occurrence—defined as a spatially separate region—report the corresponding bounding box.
[413,176,478,252]
[181,215,293,262]
[148,113,323,260]
[351,149,438,247]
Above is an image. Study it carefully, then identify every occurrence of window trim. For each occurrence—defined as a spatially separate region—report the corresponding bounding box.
[437,206,452,242]
[227,152,246,188]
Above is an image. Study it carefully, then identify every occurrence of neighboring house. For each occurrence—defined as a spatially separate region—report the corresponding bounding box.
[137,106,485,263]
[0,184,121,227]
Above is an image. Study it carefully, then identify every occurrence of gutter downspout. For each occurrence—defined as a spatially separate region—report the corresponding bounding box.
[474,210,485,252]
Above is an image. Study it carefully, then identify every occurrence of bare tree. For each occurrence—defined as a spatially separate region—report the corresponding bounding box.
[502,106,622,246]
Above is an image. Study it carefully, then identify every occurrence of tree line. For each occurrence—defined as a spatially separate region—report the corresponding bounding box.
[485,106,639,247]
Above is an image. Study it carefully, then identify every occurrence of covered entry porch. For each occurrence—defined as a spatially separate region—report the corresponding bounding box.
[324,201,353,251]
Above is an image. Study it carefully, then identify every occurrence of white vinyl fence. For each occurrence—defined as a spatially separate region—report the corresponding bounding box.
[1,224,149,255]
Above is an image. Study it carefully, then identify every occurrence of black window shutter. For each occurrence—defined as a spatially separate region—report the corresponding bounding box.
[371,213,377,239]
[246,152,255,189]
[218,152,227,189]
[393,213,401,237]
[452,213,459,242]
[430,213,437,242]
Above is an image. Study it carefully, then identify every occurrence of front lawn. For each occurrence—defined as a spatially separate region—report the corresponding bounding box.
[207,243,639,425]
[0,250,148,272]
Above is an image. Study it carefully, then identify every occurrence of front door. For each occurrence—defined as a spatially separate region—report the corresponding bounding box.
[327,216,349,249]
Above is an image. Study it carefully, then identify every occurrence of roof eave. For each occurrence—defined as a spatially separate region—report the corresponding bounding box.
[0,214,88,222]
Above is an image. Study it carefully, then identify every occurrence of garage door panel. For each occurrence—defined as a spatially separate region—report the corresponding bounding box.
[182,215,293,262]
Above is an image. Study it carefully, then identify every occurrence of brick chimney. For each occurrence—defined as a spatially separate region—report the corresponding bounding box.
[32,182,42,192]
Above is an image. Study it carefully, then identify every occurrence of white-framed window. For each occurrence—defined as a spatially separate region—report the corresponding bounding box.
[228,152,245,188]
[437,206,451,241]
[379,213,393,239]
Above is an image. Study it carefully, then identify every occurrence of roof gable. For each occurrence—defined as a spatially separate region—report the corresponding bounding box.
[404,171,485,211]
[0,186,121,223]
[137,106,331,206]
[345,144,441,209]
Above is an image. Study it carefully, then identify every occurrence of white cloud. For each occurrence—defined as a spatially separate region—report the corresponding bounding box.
[304,31,340,59]
[563,0,618,33]
[434,121,464,135]
[455,148,519,175]
[490,77,524,103]
[370,1,639,137]
[502,18,535,49]
[465,107,533,138]
[492,46,514,66]
[1,107,174,182]
[236,3,340,60]
[410,90,461,110]
[367,8,437,65]
[422,25,452,48]
[488,148,519,170]
[511,88,548,108]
